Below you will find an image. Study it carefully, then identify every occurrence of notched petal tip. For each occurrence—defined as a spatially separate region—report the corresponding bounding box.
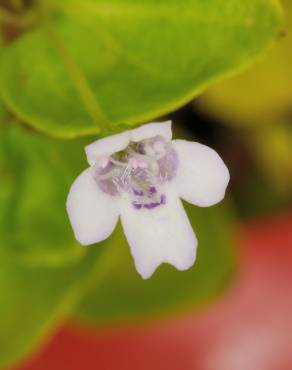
[137,266,158,280]
[120,191,198,280]
[136,246,197,280]
[172,248,197,271]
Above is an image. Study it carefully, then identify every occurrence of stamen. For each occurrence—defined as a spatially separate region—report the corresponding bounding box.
[94,135,177,207]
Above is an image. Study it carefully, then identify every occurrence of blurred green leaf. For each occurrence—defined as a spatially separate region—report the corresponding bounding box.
[75,201,235,325]
[0,99,6,122]
[197,0,292,127]
[0,122,90,266]
[0,122,110,366]
[251,121,292,192]
[0,0,283,138]
[0,242,104,368]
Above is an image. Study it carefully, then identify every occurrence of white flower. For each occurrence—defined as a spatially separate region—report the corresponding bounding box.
[66,121,230,279]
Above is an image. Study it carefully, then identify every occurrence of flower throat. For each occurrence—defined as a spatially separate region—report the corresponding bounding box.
[93,135,178,210]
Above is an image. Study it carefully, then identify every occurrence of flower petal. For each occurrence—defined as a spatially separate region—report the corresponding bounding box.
[173,140,230,207]
[131,121,172,142]
[66,168,119,245]
[120,189,197,279]
[85,121,172,166]
[85,131,130,166]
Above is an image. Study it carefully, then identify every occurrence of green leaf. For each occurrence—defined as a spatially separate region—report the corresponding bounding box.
[75,201,235,324]
[251,121,292,192]
[0,244,106,368]
[0,121,115,367]
[0,0,283,138]
[0,99,6,123]
[0,122,110,366]
[0,122,91,266]
[197,0,292,127]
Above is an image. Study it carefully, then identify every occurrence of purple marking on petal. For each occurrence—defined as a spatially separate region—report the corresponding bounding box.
[144,202,160,209]
[133,202,142,210]
[149,186,157,194]
[160,194,167,205]
[133,188,144,196]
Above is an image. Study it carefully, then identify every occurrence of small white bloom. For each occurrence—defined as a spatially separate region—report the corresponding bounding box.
[66,121,230,279]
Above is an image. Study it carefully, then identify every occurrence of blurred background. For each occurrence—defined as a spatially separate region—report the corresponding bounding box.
[0,0,291,369]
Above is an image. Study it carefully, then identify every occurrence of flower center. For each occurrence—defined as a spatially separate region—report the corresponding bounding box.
[93,135,178,210]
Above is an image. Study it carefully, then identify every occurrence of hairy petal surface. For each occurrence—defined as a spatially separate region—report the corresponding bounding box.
[173,140,230,207]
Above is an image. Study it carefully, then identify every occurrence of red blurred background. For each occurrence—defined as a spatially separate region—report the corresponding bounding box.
[16,213,292,370]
